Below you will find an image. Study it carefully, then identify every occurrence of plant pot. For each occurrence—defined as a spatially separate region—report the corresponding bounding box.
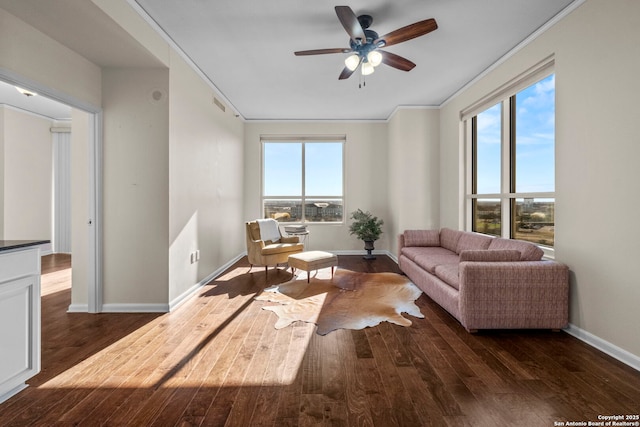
[363,240,376,260]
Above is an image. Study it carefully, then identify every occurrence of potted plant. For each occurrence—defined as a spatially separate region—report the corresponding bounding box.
[348,209,384,259]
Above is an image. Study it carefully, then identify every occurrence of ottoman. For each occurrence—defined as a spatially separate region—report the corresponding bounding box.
[288,251,338,283]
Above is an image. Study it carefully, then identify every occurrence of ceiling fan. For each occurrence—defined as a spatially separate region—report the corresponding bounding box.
[294,6,438,80]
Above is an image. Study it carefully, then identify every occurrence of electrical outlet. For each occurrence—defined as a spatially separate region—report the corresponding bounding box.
[195,250,200,261]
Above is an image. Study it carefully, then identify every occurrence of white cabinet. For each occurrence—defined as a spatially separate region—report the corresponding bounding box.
[0,246,41,404]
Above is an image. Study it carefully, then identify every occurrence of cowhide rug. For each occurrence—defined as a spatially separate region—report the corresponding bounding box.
[254,268,424,335]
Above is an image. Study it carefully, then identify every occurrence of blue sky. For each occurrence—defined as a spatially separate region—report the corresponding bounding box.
[476,74,555,194]
[264,142,343,197]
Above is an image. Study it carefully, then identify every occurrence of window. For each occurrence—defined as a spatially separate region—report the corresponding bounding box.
[262,139,344,223]
[465,67,555,248]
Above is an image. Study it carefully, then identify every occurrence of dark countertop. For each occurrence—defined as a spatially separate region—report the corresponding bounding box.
[0,240,50,253]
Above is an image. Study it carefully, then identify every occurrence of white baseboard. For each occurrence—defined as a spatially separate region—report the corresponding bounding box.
[564,324,640,372]
[69,303,169,313]
[67,304,88,313]
[101,303,169,313]
[0,382,28,405]
[168,252,247,311]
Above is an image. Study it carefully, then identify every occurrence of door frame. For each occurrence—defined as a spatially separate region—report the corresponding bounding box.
[0,69,103,313]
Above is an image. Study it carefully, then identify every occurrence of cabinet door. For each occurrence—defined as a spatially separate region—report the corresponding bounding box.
[0,275,41,402]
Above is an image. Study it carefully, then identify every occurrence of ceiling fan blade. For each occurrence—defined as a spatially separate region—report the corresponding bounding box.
[294,48,350,56]
[335,6,366,44]
[379,50,416,71]
[338,66,356,80]
[374,18,438,48]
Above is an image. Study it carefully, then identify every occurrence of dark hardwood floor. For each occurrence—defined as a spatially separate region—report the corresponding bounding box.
[1,254,639,426]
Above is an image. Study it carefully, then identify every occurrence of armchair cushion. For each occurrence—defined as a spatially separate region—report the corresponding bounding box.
[262,242,304,256]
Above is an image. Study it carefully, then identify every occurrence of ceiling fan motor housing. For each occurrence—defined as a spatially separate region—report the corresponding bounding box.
[357,14,373,29]
[349,29,380,52]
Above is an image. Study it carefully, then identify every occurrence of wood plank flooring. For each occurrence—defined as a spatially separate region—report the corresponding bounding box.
[1,254,639,426]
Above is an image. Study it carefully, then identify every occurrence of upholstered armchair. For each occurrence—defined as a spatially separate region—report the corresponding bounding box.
[245,220,304,278]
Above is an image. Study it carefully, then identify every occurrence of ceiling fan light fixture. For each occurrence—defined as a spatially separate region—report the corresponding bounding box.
[367,51,382,67]
[361,62,375,76]
[344,54,360,71]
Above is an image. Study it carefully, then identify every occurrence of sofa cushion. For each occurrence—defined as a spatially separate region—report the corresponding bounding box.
[434,264,460,290]
[440,228,464,252]
[401,246,456,263]
[459,249,522,262]
[456,232,493,254]
[488,237,544,261]
[404,230,440,247]
[400,246,449,263]
[414,251,460,274]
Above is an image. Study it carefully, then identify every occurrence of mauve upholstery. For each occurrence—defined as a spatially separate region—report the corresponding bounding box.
[398,229,569,331]
[434,264,460,290]
[400,246,454,263]
[455,232,493,253]
[403,229,441,247]
[488,237,544,261]
[439,228,463,252]
[459,249,522,262]
[413,252,460,274]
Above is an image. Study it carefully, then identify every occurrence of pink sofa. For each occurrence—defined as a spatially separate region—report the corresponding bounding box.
[398,228,569,332]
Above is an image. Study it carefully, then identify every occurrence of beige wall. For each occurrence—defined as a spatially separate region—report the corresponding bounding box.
[102,67,170,306]
[0,107,52,240]
[168,50,244,304]
[0,108,3,237]
[440,0,640,357]
[70,109,91,306]
[244,121,389,252]
[0,8,101,110]
[387,108,440,256]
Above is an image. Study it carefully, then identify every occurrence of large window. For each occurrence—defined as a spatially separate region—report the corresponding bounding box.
[466,67,555,248]
[262,139,344,223]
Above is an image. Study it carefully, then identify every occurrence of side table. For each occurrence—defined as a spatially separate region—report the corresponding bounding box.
[284,230,309,249]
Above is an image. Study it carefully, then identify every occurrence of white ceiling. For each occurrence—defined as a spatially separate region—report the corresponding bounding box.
[1,0,577,121]
[133,0,576,120]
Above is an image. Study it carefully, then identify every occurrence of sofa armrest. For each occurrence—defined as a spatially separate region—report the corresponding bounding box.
[458,261,569,330]
[280,236,300,244]
[398,233,406,254]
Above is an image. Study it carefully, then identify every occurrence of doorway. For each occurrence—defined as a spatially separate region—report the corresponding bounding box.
[0,73,102,313]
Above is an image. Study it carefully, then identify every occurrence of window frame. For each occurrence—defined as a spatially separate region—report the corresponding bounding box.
[462,58,556,257]
[261,137,345,224]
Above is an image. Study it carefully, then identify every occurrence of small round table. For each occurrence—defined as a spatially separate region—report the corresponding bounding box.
[284,230,309,249]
